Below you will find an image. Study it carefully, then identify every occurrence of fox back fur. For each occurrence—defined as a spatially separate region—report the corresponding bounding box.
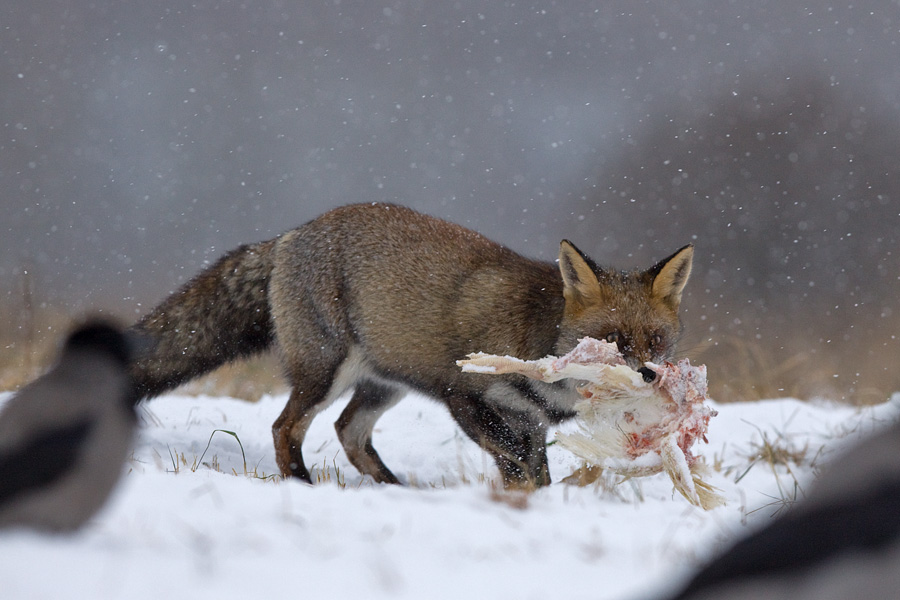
[130,203,694,487]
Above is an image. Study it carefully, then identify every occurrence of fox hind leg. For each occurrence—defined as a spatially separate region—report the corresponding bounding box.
[335,381,403,484]
[273,347,358,482]
[272,378,337,482]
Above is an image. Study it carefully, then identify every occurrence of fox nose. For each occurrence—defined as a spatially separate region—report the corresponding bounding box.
[637,366,656,383]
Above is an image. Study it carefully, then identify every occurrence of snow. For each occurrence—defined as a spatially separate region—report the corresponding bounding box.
[1,390,898,600]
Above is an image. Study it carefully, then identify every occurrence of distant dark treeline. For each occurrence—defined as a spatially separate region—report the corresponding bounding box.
[571,74,900,401]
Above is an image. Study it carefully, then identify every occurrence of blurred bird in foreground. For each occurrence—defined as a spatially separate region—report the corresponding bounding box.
[665,415,900,600]
[0,320,136,532]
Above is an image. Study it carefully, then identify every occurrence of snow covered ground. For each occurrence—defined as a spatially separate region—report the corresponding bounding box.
[1,389,897,600]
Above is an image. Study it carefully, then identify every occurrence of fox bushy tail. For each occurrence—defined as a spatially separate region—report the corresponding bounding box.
[128,238,277,402]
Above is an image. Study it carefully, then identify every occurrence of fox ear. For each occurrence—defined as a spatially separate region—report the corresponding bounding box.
[648,244,694,311]
[559,240,603,308]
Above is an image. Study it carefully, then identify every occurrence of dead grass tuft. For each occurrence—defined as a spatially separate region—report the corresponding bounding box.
[722,421,828,517]
[561,463,604,487]
[311,456,348,489]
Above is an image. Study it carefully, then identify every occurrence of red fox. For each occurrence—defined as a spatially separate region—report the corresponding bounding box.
[130,203,693,487]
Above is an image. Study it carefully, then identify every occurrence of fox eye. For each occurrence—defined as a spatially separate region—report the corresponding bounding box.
[605,332,620,344]
[650,334,662,347]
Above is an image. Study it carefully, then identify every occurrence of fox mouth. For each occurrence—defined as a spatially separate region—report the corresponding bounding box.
[637,366,657,383]
[623,357,659,381]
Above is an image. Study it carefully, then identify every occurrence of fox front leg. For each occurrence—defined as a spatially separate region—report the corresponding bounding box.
[446,395,552,489]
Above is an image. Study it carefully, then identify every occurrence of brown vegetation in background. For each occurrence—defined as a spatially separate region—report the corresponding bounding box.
[690,335,896,405]
[0,277,286,401]
[0,272,69,392]
[174,353,287,402]
[1,314,286,401]
[2,297,893,406]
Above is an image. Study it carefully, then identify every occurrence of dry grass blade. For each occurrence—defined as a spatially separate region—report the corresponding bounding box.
[197,429,248,474]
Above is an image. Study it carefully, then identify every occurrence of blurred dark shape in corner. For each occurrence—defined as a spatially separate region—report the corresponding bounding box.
[663,417,900,600]
[0,319,137,533]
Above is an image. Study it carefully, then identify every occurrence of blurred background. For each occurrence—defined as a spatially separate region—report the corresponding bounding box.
[2,1,899,402]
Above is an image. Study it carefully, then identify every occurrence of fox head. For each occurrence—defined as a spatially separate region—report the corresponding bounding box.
[556,241,694,373]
